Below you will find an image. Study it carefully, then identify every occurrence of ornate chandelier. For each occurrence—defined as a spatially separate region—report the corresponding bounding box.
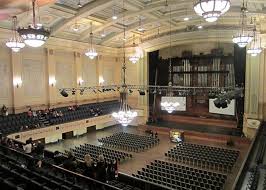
[232,1,253,48]
[161,4,180,114]
[6,16,25,52]
[194,0,231,22]
[129,35,140,64]
[112,7,137,126]
[85,22,98,59]
[17,0,50,47]
[247,18,262,57]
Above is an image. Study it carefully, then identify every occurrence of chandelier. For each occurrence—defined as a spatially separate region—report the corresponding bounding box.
[85,22,98,59]
[247,18,262,57]
[6,16,25,52]
[17,0,50,47]
[194,0,231,22]
[232,1,253,48]
[160,4,180,114]
[112,3,137,126]
[129,35,140,64]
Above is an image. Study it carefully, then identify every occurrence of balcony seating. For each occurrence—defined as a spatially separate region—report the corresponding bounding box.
[49,100,119,125]
[0,112,42,135]
[133,160,227,190]
[70,143,132,163]
[165,142,239,172]
[0,100,119,136]
[98,132,159,152]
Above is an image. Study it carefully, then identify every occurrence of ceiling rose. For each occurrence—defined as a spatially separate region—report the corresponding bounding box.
[194,0,231,22]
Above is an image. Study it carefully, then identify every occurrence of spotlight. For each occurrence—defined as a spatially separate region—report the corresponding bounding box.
[72,89,76,95]
[139,90,145,96]
[60,89,69,97]
[184,17,190,21]
[93,90,97,93]
[198,25,203,29]
[77,0,82,8]
[98,89,102,93]
[129,89,133,94]
[80,89,84,95]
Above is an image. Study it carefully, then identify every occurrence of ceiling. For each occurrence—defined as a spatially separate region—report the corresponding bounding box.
[0,0,266,50]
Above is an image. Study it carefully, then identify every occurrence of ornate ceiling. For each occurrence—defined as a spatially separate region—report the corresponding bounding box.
[0,0,266,51]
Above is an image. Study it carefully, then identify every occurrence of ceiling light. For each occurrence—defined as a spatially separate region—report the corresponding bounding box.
[232,1,253,48]
[183,17,190,21]
[194,0,231,22]
[161,5,180,114]
[101,33,106,37]
[112,15,118,20]
[6,16,25,52]
[129,55,139,64]
[112,7,117,20]
[18,0,50,48]
[77,0,82,8]
[137,27,144,32]
[85,22,98,59]
[198,25,203,29]
[247,19,262,57]
[112,10,137,127]
[129,35,140,64]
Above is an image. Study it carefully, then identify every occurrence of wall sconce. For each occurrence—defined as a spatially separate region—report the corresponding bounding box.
[49,77,56,87]
[77,77,84,86]
[99,76,104,85]
[13,77,22,88]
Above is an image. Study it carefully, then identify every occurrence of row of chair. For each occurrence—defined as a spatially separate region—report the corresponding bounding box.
[0,100,119,135]
[133,160,227,190]
[99,132,159,152]
[70,143,132,163]
[165,142,239,172]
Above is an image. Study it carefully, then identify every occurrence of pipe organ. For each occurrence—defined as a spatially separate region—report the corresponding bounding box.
[172,56,234,89]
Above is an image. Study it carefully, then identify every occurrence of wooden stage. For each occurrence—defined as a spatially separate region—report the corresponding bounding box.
[45,124,251,190]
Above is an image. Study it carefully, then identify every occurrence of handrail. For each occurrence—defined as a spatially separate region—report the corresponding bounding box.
[232,124,261,189]
[0,144,120,190]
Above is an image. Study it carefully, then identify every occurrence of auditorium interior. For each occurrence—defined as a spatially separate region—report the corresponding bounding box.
[0,0,266,189]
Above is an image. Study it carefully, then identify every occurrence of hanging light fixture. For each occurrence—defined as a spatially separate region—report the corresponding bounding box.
[6,16,25,52]
[247,18,262,57]
[160,2,180,114]
[129,35,140,64]
[194,0,231,22]
[232,1,253,48]
[17,0,50,47]
[85,22,98,59]
[112,0,137,127]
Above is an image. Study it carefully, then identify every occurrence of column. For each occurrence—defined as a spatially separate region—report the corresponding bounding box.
[75,52,82,104]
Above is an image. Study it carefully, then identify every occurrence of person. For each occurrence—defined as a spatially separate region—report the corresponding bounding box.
[107,159,117,181]
[155,131,158,138]
[83,154,95,179]
[96,154,107,182]
[63,152,77,171]
[23,139,33,154]
[34,141,44,157]
[27,108,33,117]
[53,151,64,165]
[1,105,8,116]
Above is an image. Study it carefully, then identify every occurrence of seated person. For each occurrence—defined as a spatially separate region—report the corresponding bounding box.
[1,105,8,116]
[27,108,33,117]
[63,152,77,171]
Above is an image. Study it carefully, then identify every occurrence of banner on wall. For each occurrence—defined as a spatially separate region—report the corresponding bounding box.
[209,99,235,116]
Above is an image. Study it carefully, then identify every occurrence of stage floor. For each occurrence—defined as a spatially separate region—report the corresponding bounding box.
[45,125,249,190]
